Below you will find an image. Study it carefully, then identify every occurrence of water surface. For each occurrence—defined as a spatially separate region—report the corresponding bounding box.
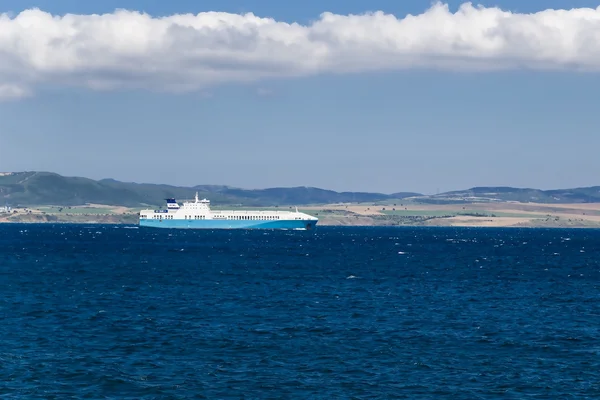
[1,225,599,398]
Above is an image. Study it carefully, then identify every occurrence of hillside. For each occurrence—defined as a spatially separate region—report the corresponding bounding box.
[2,171,600,207]
[414,186,600,204]
[0,172,419,207]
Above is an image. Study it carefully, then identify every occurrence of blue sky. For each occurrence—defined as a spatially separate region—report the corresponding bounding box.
[1,0,599,194]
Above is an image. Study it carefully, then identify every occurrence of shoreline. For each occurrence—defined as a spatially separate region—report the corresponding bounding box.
[1,219,600,229]
[2,201,600,229]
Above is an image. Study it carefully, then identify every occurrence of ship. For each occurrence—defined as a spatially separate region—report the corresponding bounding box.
[138,192,318,230]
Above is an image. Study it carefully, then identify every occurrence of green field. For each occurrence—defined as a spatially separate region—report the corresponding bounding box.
[380,209,547,218]
[35,206,116,214]
[381,210,457,217]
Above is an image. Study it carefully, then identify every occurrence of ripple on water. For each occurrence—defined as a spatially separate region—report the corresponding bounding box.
[0,225,600,398]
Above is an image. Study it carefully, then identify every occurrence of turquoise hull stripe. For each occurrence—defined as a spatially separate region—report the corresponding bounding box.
[139,218,317,230]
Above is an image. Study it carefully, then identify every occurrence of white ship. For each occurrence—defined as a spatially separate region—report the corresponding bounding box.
[139,192,318,230]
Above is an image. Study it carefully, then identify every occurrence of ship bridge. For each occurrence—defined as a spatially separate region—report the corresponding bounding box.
[166,198,180,209]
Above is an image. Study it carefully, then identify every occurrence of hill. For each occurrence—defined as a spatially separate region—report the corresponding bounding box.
[2,171,600,207]
[0,171,420,207]
[413,186,600,204]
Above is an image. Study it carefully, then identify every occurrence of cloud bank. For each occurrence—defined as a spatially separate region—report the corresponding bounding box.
[1,2,600,98]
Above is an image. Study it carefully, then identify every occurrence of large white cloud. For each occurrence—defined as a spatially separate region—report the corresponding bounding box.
[1,1,600,99]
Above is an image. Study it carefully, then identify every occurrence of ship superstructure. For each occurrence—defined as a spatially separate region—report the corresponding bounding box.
[139,192,318,230]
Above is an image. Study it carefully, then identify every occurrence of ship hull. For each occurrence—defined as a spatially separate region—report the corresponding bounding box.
[139,218,317,230]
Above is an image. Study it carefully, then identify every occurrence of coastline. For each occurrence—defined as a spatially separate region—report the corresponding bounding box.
[2,201,600,228]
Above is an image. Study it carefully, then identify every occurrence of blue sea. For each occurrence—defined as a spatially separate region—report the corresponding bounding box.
[1,224,600,399]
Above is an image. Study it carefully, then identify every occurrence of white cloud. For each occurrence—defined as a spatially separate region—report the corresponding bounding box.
[0,84,31,100]
[1,2,600,98]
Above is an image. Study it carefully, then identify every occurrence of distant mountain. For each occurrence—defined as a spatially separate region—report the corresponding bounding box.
[0,171,420,207]
[2,171,599,207]
[412,186,600,204]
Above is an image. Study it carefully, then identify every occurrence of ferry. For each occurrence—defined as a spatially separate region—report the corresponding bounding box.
[139,192,318,230]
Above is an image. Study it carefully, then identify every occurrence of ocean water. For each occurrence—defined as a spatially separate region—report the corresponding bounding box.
[1,224,600,399]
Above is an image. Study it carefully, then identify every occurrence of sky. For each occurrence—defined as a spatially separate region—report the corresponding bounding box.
[1,0,600,194]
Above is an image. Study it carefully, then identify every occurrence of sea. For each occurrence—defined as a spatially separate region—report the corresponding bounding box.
[1,224,599,399]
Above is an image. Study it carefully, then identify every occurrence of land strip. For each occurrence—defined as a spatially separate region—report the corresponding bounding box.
[2,201,600,228]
